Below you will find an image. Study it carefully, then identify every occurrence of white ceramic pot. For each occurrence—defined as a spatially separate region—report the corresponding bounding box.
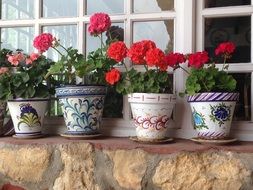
[56,85,107,135]
[128,93,176,140]
[188,92,239,139]
[7,98,48,137]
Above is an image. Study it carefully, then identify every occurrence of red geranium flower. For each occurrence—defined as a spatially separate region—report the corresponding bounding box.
[165,53,185,68]
[145,48,166,69]
[188,51,209,69]
[88,13,111,36]
[141,40,156,51]
[105,69,121,85]
[33,33,54,53]
[215,42,236,56]
[127,40,156,64]
[107,41,128,62]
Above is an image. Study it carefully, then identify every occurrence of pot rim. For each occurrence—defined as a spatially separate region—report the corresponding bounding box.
[187,92,239,102]
[56,84,106,89]
[8,98,50,102]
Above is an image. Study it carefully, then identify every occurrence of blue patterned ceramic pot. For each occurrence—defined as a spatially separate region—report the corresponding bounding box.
[56,85,107,135]
[7,98,49,137]
[188,92,239,139]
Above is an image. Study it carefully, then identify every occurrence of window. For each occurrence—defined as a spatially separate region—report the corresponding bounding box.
[2,0,253,140]
[196,0,253,139]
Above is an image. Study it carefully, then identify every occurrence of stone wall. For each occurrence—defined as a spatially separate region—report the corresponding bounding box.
[0,138,253,190]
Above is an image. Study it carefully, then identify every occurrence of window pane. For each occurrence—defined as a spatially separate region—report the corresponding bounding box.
[103,87,123,118]
[43,0,78,18]
[231,73,251,121]
[86,23,124,55]
[86,0,124,15]
[1,0,34,20]
[205,0,250,8]
[133,0,174,13]
[86,23,124,118]
[1,27,34,53]
[205,16,251,63]
[43,25,77,60]
[133,20,174,52]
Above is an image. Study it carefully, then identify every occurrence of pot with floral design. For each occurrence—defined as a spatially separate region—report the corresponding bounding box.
[128,93,176,140]
[7,98,48,137]
[56,85,107,135]
[188,92,239,139]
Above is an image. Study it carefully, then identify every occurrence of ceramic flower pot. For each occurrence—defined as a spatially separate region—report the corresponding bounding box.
[56,85,107,135]
[188,92,239,139]
[7,98,48,137]
[128,93,176,140]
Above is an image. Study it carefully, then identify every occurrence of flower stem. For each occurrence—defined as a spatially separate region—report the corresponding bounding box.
[52,47,64,56]
[222,55,227,71]
[179,65,190,74]
[144,64,149,72]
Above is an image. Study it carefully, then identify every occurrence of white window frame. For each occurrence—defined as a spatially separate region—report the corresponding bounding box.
[196,0,253,140]
[0,0,197,138]
[2,0,253,140]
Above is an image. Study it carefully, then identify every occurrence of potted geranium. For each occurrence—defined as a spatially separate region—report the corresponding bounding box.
[33,13,118,137]
[172,42,238,140]
[0,51,54,138]
[0,48,12,131]
[105,40,182,142]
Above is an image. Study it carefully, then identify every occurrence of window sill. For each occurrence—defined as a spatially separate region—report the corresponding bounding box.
[1,136,253,154]
[1,136,253,189]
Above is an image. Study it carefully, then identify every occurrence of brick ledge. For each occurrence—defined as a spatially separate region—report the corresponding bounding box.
[0,136,252,154]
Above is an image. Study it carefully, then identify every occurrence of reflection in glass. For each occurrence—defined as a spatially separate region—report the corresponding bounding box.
[1,0,34,20]
[43,0,78,17]
[103,87,123,118]
[86,0,124,15]
[133,20,174,52]
[231,73,251,121]
[205,16,251,63]
[205,0,250,8]
[133,0,174,13]
[86,23,124,55]
[1,27,34,53]
[43,25,77,61]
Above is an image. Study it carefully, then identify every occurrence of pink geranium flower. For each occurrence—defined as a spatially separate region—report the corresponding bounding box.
[30,52,40,61]
[0,67,9,74]
[7,52,25,66]
[33,33,54,52]
[88,13,111,36]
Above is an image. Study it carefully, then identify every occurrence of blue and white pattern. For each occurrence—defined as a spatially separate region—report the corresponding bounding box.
[56,85,106,97]
[188,92,239,102]
[188,92,239,140]
[57,86,106,135]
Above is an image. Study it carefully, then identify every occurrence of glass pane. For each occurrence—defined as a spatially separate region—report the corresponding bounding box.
[86,23,124,55]
[1,27,34,53]
[133,20,174,52]
[205,0,250,8]
[205,16,251,63]
[43,0,78,18]
[86,0,124,15]
[1,0,34,20]
[43,25,77,60]
[103,87,123,118]
[231,73,251,121]
[133,0,174,13]
[49,99,63,116]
